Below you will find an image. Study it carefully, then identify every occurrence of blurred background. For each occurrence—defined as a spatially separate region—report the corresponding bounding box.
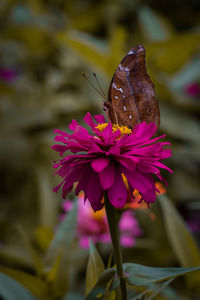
[0,0,200,299]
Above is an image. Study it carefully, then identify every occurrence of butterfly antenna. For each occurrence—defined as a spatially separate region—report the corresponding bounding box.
[92,72,106,100]
[82,73,105,99]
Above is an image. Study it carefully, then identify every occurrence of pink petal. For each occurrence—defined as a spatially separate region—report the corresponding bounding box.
[137,164,160,174]
[51,144,68,155]
[107,170,127,208]
[101,123,119,145]
[141,134,166,146]
[65,141,88,153]
[119,212,137,231]
[99,163,115,189]
[153,161,173,173]
[142,188,156,204]
[79,236,90,249]
[126,167,154,192]
[76,168,104,212]
[108,146,121,156]
[134,122,157,140]
[75,126,91,139]
[84,112,96,130]
[75,165,91,195]
[100,233,111,243]
[127,143,162,156]
[94,114,105,123]
[69,119,79,131]
[62,199,73,212]
[117,155,137,170]
[102,122,112,137]
[120,236,135,248]
[160,148,172,159]
[54,135,68,143]
[54,129,69,137]
[61,165,86,198]
[91,157,109,172]
[85,172,104,212]
[88,143,104,154]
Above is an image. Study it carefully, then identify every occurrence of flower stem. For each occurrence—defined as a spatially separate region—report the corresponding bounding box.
[105,193,127,300]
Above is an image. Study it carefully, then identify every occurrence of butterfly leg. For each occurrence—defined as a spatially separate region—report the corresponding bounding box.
[103,101,119,125]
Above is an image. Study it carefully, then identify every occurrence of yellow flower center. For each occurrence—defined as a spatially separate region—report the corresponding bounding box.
[96,123,132,136]
[96,123,108,132]
[90,208,105,220]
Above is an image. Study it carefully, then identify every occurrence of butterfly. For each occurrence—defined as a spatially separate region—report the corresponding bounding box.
[104,44,160,129]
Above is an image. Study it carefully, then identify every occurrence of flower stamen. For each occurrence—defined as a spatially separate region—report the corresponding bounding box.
[96,123,132,136]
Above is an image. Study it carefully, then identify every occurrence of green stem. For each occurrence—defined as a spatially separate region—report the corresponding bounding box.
[105,193,127,300]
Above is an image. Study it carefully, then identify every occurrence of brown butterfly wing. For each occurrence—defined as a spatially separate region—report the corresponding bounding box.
[106,44,160,129]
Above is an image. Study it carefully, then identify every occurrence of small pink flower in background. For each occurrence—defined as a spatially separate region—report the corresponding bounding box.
[184,83,200,98]
[185,211,200,235]
[60,194,142,249]
[0,68,17,83]
[119,210,142,248]
[52,113,172,212]
[187,216,200,234]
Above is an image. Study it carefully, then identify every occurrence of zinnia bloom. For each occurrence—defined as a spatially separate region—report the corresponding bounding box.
[60,194,142,248]
[52,113,172,212]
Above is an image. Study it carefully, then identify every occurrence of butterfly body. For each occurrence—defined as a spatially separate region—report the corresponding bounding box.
[104,44,160,129]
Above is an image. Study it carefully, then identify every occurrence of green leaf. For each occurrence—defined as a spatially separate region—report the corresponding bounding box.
[57,27,127,78]
[138,5,173,42]
[57,30,108,75]
[44,200,78,298]
[34,226,54,252]
[47,251,69,299]
[107,254,113,269]
[5,26,51,54]
[107,290,116,300]
[159,195,200,267]
[37,168,59,229]
[17,226,44,276]
[108,26,126,70]
[129,279,176,300]
[148,33,200,74]
[45,199,77,264]
[123,263,200,286]
[146,279,174,300]
[0,272,39,300]
[0,267,49,300]
[85,240,105,295]
[160,285,183,300]
[62,292,83,300]
[169,57,200,90]
[45,251,63,283]
[160,103,200,145]
[69,2,104,32]
[159,194,200,287]
[84,268,117,300]
[0,246,33,270]
[128,283,183,300]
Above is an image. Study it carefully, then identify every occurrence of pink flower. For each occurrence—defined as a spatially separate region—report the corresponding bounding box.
[0,68,17,83]
[184,83,200,98]
[52,113,172,212]
[119,211,142,247]
[61,194,142,249]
